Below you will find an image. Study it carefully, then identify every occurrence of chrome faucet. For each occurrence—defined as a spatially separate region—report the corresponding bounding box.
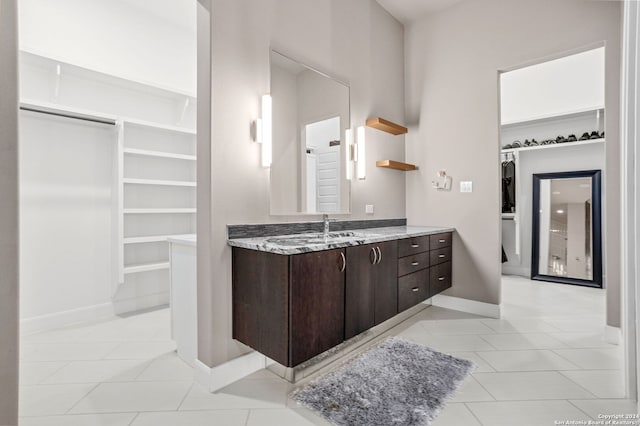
[323,214,331,237]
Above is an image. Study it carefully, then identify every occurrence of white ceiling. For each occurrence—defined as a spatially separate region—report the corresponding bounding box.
[376,0,464,24]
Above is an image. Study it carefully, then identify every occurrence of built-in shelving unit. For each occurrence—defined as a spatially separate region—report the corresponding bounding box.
[117,117,197,294]
[366,117,408,135]
[376,160,417,171]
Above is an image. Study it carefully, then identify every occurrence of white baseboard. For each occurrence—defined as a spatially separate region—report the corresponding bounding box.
[431,294,501,319]
[194,351,267,392]
[112,292,169,315]
[501,265,530,277]
[604,325,622,345]
[20,302,115,335]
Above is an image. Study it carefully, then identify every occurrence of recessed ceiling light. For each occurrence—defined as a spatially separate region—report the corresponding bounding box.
[552,191,561,195]
[556,209,565,214]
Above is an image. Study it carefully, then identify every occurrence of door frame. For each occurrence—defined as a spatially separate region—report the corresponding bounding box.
[621,0,639,405]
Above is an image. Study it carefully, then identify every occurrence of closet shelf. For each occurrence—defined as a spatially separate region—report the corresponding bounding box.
[124,208,196,215]
[501,106,604,128]
[123,148,196,161]
[122,178,197,187]
[376,160,417,171]
[365,117,408,135]
[501,138,604,154]
[123,235,188,244]
[124,262,170,275]
[122,118,196,135]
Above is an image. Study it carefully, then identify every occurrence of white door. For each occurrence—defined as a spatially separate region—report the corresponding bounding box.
[304,116,341,213]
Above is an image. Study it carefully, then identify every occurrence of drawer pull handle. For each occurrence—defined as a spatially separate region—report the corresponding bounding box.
[438,254,446,258]
[412,287,419,292]
[411,244,420,248]
[439,239,446,243]
[438,276,445,281]
[376,247,382,264]
[411,261,420,266]
[370,247,378,265]
[339,252,346,272]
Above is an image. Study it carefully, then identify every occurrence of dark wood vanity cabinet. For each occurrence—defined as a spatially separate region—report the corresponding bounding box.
[232,231,453,368]
[345,241,398,339]
[232,247,345,368]
[397,232,452,312]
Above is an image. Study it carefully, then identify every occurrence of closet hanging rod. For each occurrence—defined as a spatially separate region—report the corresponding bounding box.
[19,104,117,126]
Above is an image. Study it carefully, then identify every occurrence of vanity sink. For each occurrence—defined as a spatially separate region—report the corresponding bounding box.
[265,231,375,247]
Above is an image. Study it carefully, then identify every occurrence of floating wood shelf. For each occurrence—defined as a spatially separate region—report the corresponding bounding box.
[366,117,408,135]
[376,160,417,171]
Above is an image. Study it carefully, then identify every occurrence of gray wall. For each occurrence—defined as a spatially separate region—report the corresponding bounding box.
[199,0,406,367]
[404,0,621,326]
[0,0,19,424]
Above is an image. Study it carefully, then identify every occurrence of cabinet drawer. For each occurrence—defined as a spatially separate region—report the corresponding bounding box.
[398,270,429,312]
[430,246,452,266]
[398,235,430,257]
[430,232,452,250]
[430,262,452,296]
[398,252,429,277]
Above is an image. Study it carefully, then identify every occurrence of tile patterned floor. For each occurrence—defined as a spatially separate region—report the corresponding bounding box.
[18,275,636,425]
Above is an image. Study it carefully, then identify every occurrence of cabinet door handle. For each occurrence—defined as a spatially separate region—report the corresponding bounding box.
[438,276,445,281]
[412,287,419,292]
[438,254,446,258]
[411,261,420,266]
[411,243,420,248]
[369,247,378,265]
[439,239,446,243]
[376,247,382,264]
[339,252,346,272]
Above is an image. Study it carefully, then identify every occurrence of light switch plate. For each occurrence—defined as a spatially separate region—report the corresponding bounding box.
[365,204,374,214]
[460,181,473,193]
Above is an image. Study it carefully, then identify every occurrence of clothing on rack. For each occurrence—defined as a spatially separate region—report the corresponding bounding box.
[502,158,516,213]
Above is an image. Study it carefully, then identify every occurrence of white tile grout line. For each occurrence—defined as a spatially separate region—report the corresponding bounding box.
[128,412,141,426]
[463,402,488,426]
[566,399,598,421]
[32,361,71,385]
[63,382,101,415]
[176,382,195,411]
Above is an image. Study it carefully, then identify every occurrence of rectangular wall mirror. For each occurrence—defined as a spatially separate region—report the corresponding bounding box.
[532,170,602,288]
[269,50,351,215]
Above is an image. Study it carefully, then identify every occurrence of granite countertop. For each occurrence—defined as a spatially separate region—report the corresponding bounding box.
[227,226,454,255]
[167,234,197,247]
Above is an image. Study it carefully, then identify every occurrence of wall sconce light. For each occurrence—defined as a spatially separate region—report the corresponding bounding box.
[356,125,366,180]
[345,128,354,180]
[261,94,272,167]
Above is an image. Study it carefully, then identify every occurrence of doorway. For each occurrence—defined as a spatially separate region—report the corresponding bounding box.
[498,47,624,397]
[17,0,200,421]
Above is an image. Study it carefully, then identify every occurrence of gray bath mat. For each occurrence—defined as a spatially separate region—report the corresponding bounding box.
[291,336,475,426]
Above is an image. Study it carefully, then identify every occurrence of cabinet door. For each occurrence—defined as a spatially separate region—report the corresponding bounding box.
[232,248,289,366]
[345,244,377,339]
[289,249,345,366]
[374,240,398,325]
